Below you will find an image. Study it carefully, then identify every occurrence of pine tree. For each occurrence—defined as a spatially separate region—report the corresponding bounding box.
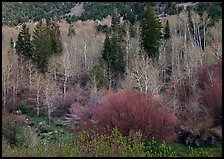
[68,24,75,37]
[15,24,32,61]
[32,20,50,73]
[102,8,125,89]
[141,6,162,59]
[164,20,171,39]
[110,8,125,77]
[32,19,62,74]
[48,20,62,55]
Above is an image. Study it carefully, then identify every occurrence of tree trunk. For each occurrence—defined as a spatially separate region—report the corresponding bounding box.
[125,23,130,71]
[36,74,40,116]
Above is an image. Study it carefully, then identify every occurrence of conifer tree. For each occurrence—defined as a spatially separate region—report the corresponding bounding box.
[15,24,32,61]
[48,20,62,55]
[102,8,125,89]
[32,19,62,74]
[141,6,162,59]
[164,20,171,39]
[32,20,50,73]
[68,24,75,37]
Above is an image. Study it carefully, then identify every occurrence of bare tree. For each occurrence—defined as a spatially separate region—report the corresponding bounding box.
[124,53,163,95]
[125,21,131,71]
[44,74,61,124]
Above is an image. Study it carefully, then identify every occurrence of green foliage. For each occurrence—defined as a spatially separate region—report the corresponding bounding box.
[88,65,107,90]
[96,24,110,34]
[101,9,125,88]
[2,126,221,157]
[16,102,37,117]
[195,2,222,25]
[164,20,170,39]
[141,6,162,59]
[15,24,32,61]
[68,24,75,37]
[32,20,62,74]
[17,102,29,114]
[2,2,76,26]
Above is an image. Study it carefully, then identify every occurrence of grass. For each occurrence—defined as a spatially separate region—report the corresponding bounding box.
[3,106,222,157]
[2,125,222,157]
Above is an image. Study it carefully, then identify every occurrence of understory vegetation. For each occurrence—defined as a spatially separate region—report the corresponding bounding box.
[2,127,222,157]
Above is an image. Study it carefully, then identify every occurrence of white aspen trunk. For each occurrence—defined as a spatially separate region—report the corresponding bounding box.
[192,18,197,45]
[171,40,175,75]
[187,23,194,47]
[203,22,206,50]
[15,63,20,104]
[45,79,51,124]
[136,23,140,54]
[108,67,112,91]
[63,68,68,100]
[36,74,40,116]
[53,57,57,80]
[196,26,203,65]
[28,64,33,92]
[125,24,130,70]
[3,73,6,109]
[13,78,16,105]
[74,45,77,66]
[83,32,88,70]
[184,24,187,51]
[63,43,70,100]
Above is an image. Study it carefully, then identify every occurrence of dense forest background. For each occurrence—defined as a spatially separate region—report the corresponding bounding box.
[2,2,222,157]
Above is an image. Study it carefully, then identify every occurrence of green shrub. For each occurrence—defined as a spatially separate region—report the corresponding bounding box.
[17,102,29,114]
[2,127,221,157]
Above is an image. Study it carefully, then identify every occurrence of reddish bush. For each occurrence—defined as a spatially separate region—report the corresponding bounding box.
[196,58,222,125]
[199,75,222,125]
[77,90,177,142]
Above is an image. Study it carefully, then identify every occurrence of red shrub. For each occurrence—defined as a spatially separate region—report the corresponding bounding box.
[196,58,222,125]
[78,90,177,142]
[198,76,222,125]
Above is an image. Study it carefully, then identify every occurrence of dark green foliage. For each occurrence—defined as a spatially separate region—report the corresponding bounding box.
[101,9,125,88]
[110,9,125,77]
[164,2,183,15]
[141,6,162,59]
[96,24,110,34]
[32,20,62,73]
[164,20,170,40]
[32,21,50,73]
[130,24,137,38]
[195,2,222,25]
[10,37,14,48]
[2,2,76,26]
[88,65,107,90]
[17,102,29,114]
[68,24,75,37]
[16,102,37,117]
[15,24,32,61]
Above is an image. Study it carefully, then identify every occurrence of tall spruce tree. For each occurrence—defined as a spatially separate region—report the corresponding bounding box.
[32,19,62,74]
[164,20,171,39]
[110,8,125,78]
[32,20,51,73]
[141,6,162,59]
[102,8,125,89]
[15,24,32,61]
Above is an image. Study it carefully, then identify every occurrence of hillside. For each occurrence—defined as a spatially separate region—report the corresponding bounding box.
[2,2,222,26]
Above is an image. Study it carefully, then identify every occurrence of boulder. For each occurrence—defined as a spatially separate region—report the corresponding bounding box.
[208,126,222,141]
